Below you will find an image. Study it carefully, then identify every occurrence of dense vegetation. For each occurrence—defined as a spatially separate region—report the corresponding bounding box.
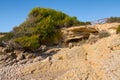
[0,7,91,50]
[107,17,120,23]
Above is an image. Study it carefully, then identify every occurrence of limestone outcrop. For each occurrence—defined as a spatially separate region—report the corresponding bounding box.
[61,26,98,46]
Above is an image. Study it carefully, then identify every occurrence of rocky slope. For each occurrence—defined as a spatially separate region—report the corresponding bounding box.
[0,23,120,80]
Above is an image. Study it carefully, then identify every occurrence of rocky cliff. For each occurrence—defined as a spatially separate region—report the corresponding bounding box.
[0,23,120,80]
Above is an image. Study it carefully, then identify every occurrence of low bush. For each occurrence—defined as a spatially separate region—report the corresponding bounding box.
[99,30,111,38]
[107,17,120,23]
[15,35,40,50]
[116,25,120,34]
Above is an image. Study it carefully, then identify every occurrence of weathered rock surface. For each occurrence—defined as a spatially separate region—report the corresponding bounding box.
[0,23,120,80]
[17,35,120,80]
[61,26,98,46]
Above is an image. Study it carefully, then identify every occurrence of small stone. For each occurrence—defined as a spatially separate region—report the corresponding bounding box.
[5,57,12,63]
[68,42,73,49]
[16,53,25,61]
[27,59,33,64]
[1,48,7,53]
[0,47,3,52]
[39,45,47,52]
[33,56,42,62]
[25,54,33,60]
[44,48,60,55]
[0,55,9,61]
[17,59,27,64]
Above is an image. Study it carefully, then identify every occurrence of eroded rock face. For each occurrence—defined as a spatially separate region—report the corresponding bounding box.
[61,26,98,46]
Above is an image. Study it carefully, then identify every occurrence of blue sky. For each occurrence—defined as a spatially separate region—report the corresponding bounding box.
[0,0,120,32]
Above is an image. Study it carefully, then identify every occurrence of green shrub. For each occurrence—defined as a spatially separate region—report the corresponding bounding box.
[0,32,14,46]
[116,25,120,34]
[107,17,120,23]
[15,35,40,50]
[12,8,81,49]
[99,30,111,38]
